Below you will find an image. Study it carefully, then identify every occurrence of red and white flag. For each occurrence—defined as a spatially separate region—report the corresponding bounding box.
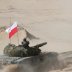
[5,22,18,38]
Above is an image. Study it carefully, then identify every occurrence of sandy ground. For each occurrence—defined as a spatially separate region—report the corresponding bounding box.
[0,0,72,72]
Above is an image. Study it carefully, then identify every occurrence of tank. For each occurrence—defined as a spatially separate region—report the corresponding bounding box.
[4,39,47,57]
[1,39,66,70]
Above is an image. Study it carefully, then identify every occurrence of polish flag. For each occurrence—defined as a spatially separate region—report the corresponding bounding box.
[5,22,18,38]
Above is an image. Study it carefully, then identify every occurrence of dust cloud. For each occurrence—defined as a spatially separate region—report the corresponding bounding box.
[0,52,68,72]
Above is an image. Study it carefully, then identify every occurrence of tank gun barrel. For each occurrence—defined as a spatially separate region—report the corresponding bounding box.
[33,42,47,48]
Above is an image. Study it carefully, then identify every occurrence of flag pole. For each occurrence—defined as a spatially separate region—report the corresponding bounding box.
[17,26,19,45]
[9,16,11,44]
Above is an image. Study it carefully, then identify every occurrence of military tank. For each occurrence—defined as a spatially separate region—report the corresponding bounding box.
[4,38,47,57]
